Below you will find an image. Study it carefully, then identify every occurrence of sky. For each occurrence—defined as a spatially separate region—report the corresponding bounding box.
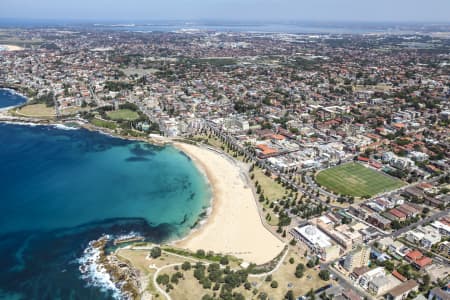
[0,0,449,23]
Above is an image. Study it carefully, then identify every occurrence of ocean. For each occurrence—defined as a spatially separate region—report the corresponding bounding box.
[0,119,211,299]
[0,89,27,109]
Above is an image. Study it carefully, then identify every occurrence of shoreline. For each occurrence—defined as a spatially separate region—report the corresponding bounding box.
[173,142,285,265]
[0,44,25,51]
[0,88,28,111]
[0,117,283,264]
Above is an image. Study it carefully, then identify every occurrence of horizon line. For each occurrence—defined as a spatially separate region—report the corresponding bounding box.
[1,17,450,25]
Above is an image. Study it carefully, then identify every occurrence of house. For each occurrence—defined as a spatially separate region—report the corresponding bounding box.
[432,220,450,236]
[406,230,424,244]
[371,249,392,263]
[413,295,427,300]
[368,274,400,296]
[396,203,420,217]
[368,213,391,230]
[350,266,371,282]
[428,287,450,300]
[392,270,407,282]
[405,225,441,248]
[418,226,442,248]
[405,249,423,262]
[359,267,385,289]
[439,241,450,256]
[378,237,395,251]
[405,249,433,270]
[342,289,362,300]
[414,256,433,270]
[388,241,409,258]
[385,280,419,300]
[359,267,400,295]
[387,208,407,221]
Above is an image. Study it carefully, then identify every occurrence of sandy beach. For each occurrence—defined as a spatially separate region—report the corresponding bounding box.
[174,143,285,265]
[0,44,24,51]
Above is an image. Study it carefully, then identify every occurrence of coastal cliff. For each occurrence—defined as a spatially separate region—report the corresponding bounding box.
[79,237,142,300]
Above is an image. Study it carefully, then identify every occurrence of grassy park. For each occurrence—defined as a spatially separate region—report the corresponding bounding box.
[316,162,404,197]
[91,117,117,130]
[115,245,327,300]
[16,104,55,118]
[106,109,140,121]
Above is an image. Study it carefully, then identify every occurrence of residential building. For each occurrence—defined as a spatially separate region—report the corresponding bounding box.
[385,280,419,300]
[368,274,400,296]
[428,287,450,300]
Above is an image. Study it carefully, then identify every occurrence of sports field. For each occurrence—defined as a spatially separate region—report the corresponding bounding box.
[315,163,405,197]
[106,109,139,121]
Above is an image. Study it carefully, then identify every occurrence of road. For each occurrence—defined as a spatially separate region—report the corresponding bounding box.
[326,266,375,300]
[392,208,450,238]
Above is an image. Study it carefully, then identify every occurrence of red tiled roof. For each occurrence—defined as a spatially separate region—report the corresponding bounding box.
[256,144,278,155]
[406,249,423,261]
[392,270,407,282]
[389,208,407,219]
[415,256,432,268]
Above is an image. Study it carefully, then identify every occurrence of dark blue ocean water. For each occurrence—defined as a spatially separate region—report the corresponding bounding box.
[0,122,210,299]
[0,89,26,109]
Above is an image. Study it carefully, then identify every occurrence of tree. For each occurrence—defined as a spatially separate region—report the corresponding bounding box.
[196,249,206,258]
[270,280,278,288]
[156,274,170,286]
[289,257,295,264]
[285,290,295,300]
[194,267,206,281]
[150,247,162,259]
[171,272,183,284]
[265,274,272,282]
[258,292,268,300]
[306,289,316,300]
[307,258,318,268]
[295,263,305,278]
[319,270,330,281]
[420,274,431,292]
[220,256,229,265]
[202,279,212,289]
[233,293,245,300]
[181,261,191,271]
[383,261,394,272]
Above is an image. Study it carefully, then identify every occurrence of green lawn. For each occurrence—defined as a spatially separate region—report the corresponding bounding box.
[315,163,405,197]
[106,109,139,121]
[91,117,117,130]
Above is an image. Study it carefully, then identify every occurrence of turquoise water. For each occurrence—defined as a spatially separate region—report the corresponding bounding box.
[0,122,211,299]
[0,89,27,108]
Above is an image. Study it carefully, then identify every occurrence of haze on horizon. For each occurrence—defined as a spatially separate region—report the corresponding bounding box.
[0,0,450,23]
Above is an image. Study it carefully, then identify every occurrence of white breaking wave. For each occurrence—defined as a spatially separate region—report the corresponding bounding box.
[53,124,79,130]
[0,121,40,127]
[78,236,124,300]
[1,88,26,99]
[78,232,144,299]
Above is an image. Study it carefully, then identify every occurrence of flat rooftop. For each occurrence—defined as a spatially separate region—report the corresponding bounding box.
[294,224,333,248]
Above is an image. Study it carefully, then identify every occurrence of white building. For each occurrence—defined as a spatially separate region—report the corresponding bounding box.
[292,225,340,261]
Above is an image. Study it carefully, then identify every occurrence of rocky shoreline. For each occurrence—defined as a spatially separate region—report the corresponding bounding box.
[79,236,142,300]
